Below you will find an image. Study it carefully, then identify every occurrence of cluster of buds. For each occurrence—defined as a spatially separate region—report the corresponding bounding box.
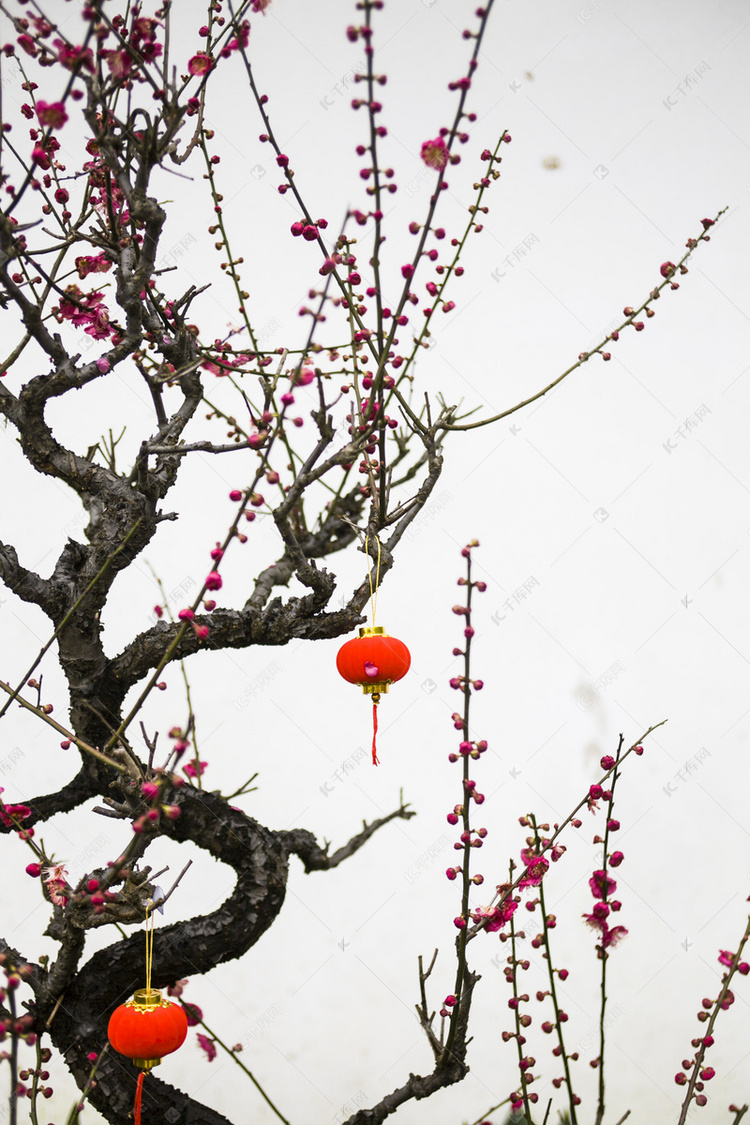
[448,737,488,762]
[168,726,191,762]
[0,954,48,1093]
[15,1052,54,1102]
[178,606,209,642]
[138,776,181,826]
[448,673,484,693]
[595,222,716,362]
[675,941,750,1108]
[445,541,491,935]
[168,978,204,1027]
[583,751,630,958]
[290,217,328,242]
[73,874,118,915]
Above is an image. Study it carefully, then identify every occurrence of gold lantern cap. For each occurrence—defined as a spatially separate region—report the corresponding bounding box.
[132,988,163,1008]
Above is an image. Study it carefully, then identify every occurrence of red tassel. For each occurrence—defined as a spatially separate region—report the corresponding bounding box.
[134,1070,145,1125]
[371,700,379,766]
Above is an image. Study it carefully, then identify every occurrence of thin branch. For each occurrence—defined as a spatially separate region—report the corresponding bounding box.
[142,439,253,455]
[280,801,415,873]
[415,950,442,1060]
[444,209,727,433]
[0,680,126,773]
[190,1015,291,1125]
[151,860,192,911]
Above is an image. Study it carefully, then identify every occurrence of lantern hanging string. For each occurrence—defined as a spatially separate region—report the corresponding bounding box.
[145,900,155,993]
[134,900,155,1125]
[365,534,382,765]
[365,534,382,625]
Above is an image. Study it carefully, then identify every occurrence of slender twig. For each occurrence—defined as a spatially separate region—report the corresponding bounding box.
[0,680,126,773]
[8,984,18,1125]
[224,772,259,800]
[531,816,577,1125]
[29,1035,43,1125]
[445,209,727,432]
[676,915,750,1125]
[63,1046,108,1125]
[443,547,476,1061]
[508,882,533,1122]
[151,860,192,910]
[415,950,442,1059]
[145,564,203,788]
[467,721,667,938]
[466,1102,512,1125]
[595,733,625,1125]
[192,1016,291,1125]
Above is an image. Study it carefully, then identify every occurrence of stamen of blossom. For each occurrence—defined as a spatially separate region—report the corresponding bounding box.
[420,137,448,171]
[188,52,214,76]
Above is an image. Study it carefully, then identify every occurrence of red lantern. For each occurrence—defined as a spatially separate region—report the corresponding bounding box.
[337,625,411,764]
[108,987,188,1123]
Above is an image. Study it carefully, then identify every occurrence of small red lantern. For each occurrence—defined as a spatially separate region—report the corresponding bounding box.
[108,987,188,1123]
[337,625,411,764]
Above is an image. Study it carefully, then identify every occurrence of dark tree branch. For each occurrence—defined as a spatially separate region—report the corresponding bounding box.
[0,540,55,613]
[49,789,287,1124]
[342,970,480,1125]
[107,430,442,692]
[0,937,43,997]
[280,800,416,873]
[106,600,363,694]
[0,765,105,833]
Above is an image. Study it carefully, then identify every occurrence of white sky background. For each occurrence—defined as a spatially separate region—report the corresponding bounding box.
[1,0,750,1122]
